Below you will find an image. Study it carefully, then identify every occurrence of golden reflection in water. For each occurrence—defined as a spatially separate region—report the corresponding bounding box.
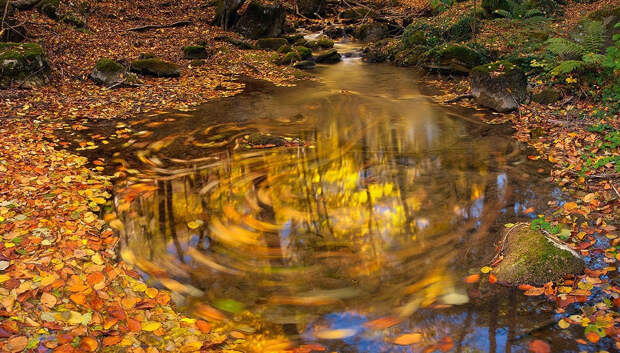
[112,59,550,350]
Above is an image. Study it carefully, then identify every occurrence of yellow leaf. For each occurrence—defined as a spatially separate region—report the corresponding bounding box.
[315,329,357,340]
[558,319,570,329]
[0,274,10,283]
[142,321,161,332]
[187,220,203,230]
[480,266,492,274]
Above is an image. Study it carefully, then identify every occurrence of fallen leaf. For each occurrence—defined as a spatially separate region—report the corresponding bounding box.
[528,339,550,353]
[394,333,422,345]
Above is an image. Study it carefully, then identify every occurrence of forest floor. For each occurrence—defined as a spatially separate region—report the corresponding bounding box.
[0,0,619,352]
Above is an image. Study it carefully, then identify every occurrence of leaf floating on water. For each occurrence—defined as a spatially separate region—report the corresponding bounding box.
[187,220,204,229]
[441,292,469,305]
[213,298,245,314]
[314,328,357,340]
[528,339,550,353]
[393,333,422,345]
[363,316,402,329]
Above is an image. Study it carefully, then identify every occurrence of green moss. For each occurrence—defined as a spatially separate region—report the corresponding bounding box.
[294,38,309,47]
[130,58,180,77]
[277,44,292,54]
[494,224,585,285]
[0,42,48,87]
[445,15,474,42]
[62,13,85,28]
[94,58,123,73]
[317,38,334,49]
[294,46,312,60]
[427,43,488,68]
[532,88,561,104]
[189,59,205,67]
[305,40,319,50]
[402,22,443,49]
[472,60,517,74]
[285,34,305,44]
[0,43,44,60]
[183,45,207,59]
[279,51,301,65]
[256,38,288,50]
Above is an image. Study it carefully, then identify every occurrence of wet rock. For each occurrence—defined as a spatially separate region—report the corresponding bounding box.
[532,88,561,105]
[277,44,292,54]
[315,49,341,64]
[257,38,288,50]
[324,25,346,39]
[297,0,326,17]
[11,0,40,10]
[423,43,488,73]
[0,42,49,88]
[278,51,300,65]
[471,60,526,112]
[362,39,398,64]
[317,37,334,49]
[293,60,315,70]
[233,0,286,39]
[130,58,180,77]
[89,58,125,86]
[183,45,209,59]
[494,224,585,285]
[353,22,388,42]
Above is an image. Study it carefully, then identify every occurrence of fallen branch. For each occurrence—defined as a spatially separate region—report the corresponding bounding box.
[126,20,191,32]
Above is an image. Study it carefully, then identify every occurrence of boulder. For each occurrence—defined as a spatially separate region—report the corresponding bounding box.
[324,25,346,39]
[362,39,399,64]
[294,46,312,60]
[353,22,388,42]
[494,224,585,285]
[256,37,288,50]
[278,51,301,65]
[183,45,209,59]
[11,0,41,10]
[471,60,527,112]
[297,0,326,17]
[293,60,315,70]
[317,37,334,49]
[423,43,488,73]
[532,88,561,105]
[130,58,180,77]
[0,42,49,88]
[37,0,59,20]
[89,58,125,86]
[315,49,341,64]
[233,0,286,39]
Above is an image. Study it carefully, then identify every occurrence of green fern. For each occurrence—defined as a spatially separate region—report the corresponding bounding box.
[579,20,605,54]
[493,9,513,18]
[550,60,584,76]
[582,52,606,66]
[546,38,584,58]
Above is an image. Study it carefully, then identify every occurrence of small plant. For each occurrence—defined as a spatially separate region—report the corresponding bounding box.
[531,216,560,234]
[430,0,454,14]
[545,20,607,76]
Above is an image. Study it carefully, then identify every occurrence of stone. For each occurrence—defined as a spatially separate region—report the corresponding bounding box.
[324,25,346,39]
[293,60,315,70]
[37,0,60,20]
[532,88,561,105]
[494,224,585,285]
[353,23,388,42]
[423,43,488,73]
[471,60,527,112]
[130,58,180,77]
[0,42,49,88]
[89,58,125,86]
[256,37,288,50]
[297,0,326,17]
[317,37,334,49]
[183,45,208,59]
[278,51,300,65]
[315,49,341,64]
[233,0,286,39]
[362,39,399,64]
[10,0,40,10]
[294,46,312,60]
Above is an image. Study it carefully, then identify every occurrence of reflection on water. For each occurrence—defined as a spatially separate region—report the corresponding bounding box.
[106,57,580,352]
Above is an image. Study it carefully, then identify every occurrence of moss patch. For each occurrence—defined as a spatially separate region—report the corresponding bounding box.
[256,38,288,51]
[94,58,123,73]
[294,46,312,60]
[494,224,585,285]
[183,45,208,59]
[130,58,180,77]
[0,42,49,87]
[472,60,517,74]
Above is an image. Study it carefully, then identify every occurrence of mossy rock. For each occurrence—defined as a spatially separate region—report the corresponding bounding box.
[0,42,49,88]
[315,49,341,64]
[362,39,401,64]
[423,43,488,72]
[294,46,312,60]
[293,60,315,70]
[61,12,85,28]
[317,37,334,49]
[183,45,208,59]
[393,45,429,67]
[471,60,526,112]
[324,25,346,39]
[294,38,309,47]
[90,58,125,86]
[130,58,180,77]
[305,40,320,50]
[494,224,585,285]
[277,44,292,54]
[402,22,443,49]
[353,23,388,42]
[285,34,305,44]
[278,51,301,65]
[232,0,286,39]
[257,38,288,51]
[532,88,561,105]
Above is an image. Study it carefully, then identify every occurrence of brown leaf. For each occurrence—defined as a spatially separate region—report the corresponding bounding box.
[5,336,28,352]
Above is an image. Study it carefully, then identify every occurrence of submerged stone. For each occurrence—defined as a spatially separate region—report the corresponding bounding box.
[0,42,49,88]
[494,224,585,285]
[130,58,180,77]
[471,60,526,112]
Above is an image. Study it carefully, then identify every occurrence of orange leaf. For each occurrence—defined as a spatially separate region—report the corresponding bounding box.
[524,287,545,296]
[518,284,535,291]
[195,320,211,334]
[127,318,141,332]
[66,275,88,292]
[86,272,104,286]
[464,274,480,284]
[438,337,454,352]
[79,337,98,352]
[585,332,600,343]
[102,336,122,347]
[488,273,498,284]
[394,333,422,345]
[528,340,550,353]
[70,293,86,305]
[363,317,402,329]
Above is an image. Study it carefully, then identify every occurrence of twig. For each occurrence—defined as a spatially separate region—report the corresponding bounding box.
[612,183,620,199]
[126,20,191,32]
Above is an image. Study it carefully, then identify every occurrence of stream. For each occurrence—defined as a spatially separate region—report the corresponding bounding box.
[64,44,593,352]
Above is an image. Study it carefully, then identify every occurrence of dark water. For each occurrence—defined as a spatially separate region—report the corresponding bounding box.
[70,51,596,352]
